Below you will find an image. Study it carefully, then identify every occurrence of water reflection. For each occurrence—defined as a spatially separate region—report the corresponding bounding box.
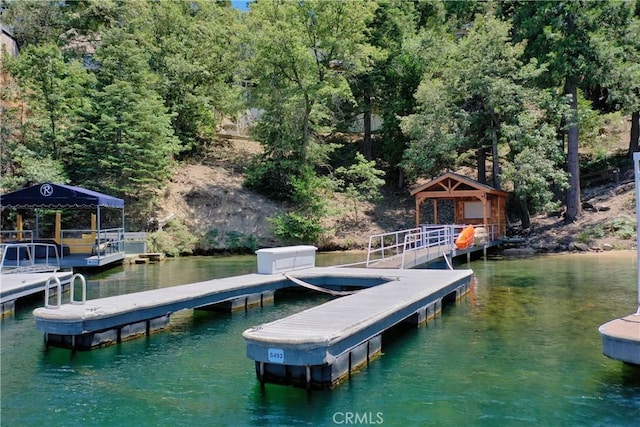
[2,252,640,426]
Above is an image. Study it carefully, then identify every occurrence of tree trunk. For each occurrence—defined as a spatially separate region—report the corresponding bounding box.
[519,196,531,229]
[491,118,501,190]
[397,168,404,189]
[476,147,487,184]
[565,79,581,223]
[363,91,372,160]
[630,111,639,156]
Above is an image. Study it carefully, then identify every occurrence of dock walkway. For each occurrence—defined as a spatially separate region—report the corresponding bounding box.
[243,268,473,389]
[1,271,73,315]
[33,266,395,350]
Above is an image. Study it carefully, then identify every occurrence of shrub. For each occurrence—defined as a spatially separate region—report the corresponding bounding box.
[269,212,324,243]
[147,219,198,256]
[225,231,258,253]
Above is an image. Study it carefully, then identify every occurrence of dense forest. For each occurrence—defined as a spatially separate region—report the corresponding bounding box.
[1,0,639,247]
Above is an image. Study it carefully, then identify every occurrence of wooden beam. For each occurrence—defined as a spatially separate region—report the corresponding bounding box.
[414,190,485,199]
[433,199,438,224]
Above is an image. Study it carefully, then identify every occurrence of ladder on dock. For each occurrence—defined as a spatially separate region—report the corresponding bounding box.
[366,224,499,269]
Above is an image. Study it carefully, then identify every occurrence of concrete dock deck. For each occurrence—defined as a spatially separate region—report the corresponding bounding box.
[32,267,400,350]
[599,314,640,365]
[243,268,473,389]
[1,271,73,315]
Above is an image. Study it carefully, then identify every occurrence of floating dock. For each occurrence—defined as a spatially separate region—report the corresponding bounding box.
[598,152,640,367]
[599,314,640,365]
[243,268,473,389]
[1,271,73,315]
[31,265,400,350]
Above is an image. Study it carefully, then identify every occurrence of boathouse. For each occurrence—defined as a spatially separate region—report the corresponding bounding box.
[410,172,509,240]
[0,182,126,268]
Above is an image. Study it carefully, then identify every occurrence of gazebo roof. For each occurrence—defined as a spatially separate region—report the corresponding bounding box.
[0,183,124,209]
[410,172,509,198]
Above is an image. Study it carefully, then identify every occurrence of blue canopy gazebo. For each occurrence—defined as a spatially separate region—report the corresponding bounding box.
[0,183,126,267]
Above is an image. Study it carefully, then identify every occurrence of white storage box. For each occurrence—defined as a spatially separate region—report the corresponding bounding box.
[256,246,318,274]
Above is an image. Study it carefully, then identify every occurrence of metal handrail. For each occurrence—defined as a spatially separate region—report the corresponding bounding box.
[0,229,34,242]
[44,273,87,308]
[0,242,61,273]
[367,223,500,268]
[366,228,422,266]
[60,227,125,258]
[70,273,87,305]
[400,226,454,269]
[44,276,62,308]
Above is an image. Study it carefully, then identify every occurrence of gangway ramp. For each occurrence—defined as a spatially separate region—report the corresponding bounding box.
[366,224,502,269]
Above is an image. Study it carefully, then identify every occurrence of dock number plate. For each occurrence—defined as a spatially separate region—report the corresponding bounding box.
[268,348,285,363]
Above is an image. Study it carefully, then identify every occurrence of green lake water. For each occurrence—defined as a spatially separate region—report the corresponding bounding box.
[1,251,639,426]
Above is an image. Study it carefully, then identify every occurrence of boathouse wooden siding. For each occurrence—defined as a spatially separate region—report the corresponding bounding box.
[410,172,509,240]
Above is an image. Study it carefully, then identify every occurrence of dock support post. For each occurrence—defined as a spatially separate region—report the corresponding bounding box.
[260,290,275,306]
[258,362,265,384]
[366,341,370,365]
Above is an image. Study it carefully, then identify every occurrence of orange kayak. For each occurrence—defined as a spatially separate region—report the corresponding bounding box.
[455,226,475,249]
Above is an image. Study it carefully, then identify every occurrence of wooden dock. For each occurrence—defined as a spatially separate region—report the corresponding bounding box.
[1,271,73,315]
[243,268,473,389]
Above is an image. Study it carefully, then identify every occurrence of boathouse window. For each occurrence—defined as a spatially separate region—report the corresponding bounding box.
[463,201,489,219]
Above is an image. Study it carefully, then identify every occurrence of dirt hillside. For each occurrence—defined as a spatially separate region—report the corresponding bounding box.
[155,132,637,253]
[156,135,415,251]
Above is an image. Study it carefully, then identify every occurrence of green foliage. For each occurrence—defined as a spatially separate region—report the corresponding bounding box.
[244,155,304,201]
[68,26,181,202]
[0,144,67,191]
[335,153,385,223]
[147,219,198,256]
[266,168,330,244]
[583,215,636,241]
[501,110,568,214]
[224,231,259,253]
[6,43,94,161]
[144,1,243,156]
[245,0,378,201]
[269,211,324,244]
[2,0,639,246]
[198,228,220,250]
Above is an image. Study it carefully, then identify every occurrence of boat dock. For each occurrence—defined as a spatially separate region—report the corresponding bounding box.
[1,241,77,315]
[32,266,410,350]
[598,152,640,367]
[1,271,74,315]
[32,245,474,360]
[32,245,385,350]
[243,268,472,389]
[599,314,640,365]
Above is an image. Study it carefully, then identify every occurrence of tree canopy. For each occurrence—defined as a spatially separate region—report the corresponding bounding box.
[1,0,638,235]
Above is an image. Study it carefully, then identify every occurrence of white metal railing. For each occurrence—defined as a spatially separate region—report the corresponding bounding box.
[367,223,501,268]
[44,273,87,308]
[60,227,125,258]
[366,227,422,266]
[0,229,34,242]
[400,225,455,269]
[0,242,61,273]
